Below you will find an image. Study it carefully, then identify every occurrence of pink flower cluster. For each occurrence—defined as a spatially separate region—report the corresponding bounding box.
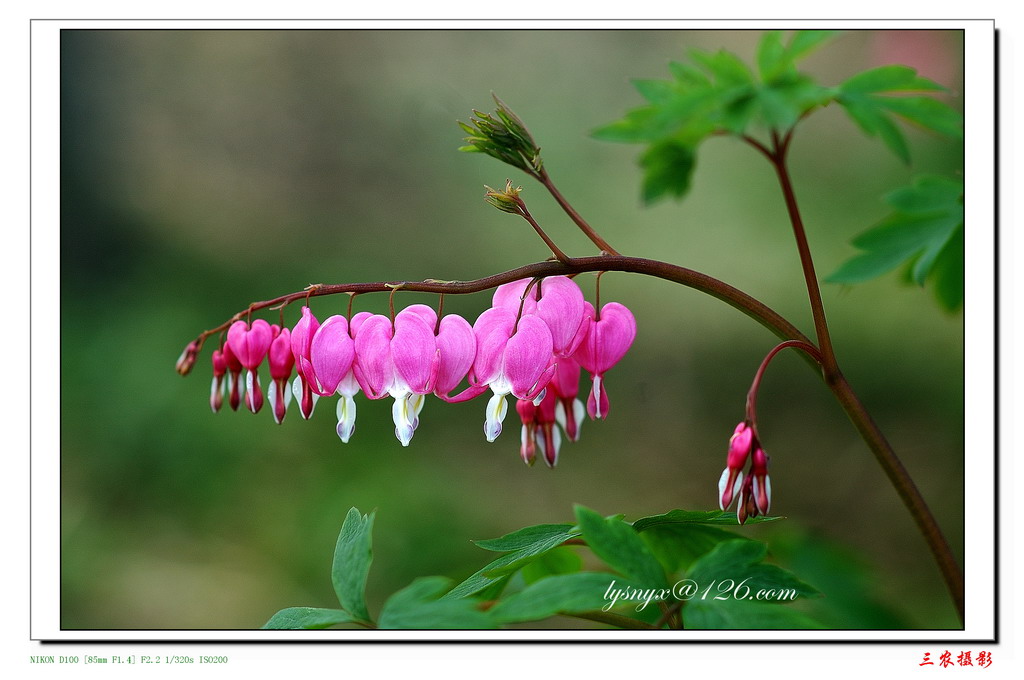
[209,277,636,466]
[717,421,771,523]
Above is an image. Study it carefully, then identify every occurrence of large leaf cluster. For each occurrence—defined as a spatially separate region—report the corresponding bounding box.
[263,506,822,630]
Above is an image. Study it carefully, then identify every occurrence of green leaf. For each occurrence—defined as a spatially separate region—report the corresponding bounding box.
[445,524,581,599]
[331,508,374,623]
[574,505,667,588]
[641,524,748,575]
[631,509,784,531]
[840,65,947,94]
[632,78,675,104]
[756,31,788,82]
[786,30,843,62]
[828,174,964,304]
[874,96,964,138]
[639,140,696,204]
[377,577,496,629]
[683,599,823,629]
[474,523,576,552]
[521,546,583,585]
[261,607,354,630]
[685,539,820,602]
[489,572,642,624]
[838,97,910,163]
[690,49,755,87]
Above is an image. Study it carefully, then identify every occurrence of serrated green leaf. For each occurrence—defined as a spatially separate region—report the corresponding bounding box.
[683,598,823,629]
[631,509,784,531]
[829,174,963,299]
[590,109,661,143]
[837,96,911,163]
[840,65,947,94]
[261,607,354,630]
[521,546,583,585]
[575,506,668,587]
[874,96,964,138]
[641,525,749,575]
[489,572,642,624]
[685,539,820,602]
[474,523,576,552]
[632,78,675,104]
[639,140,696,205]
[690,49,755,87]
[756,31,788,82]
[445,524,581,599]
[786,30,843,62]
[668,60,712,88]
[332,508,374,623]
[377,577,496,629]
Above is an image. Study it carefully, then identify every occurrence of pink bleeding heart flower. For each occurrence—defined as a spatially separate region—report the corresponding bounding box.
[572,301,636,420]
[289,306,321,420]
[491,278,539,315]
[432,313,478,402]
[309,313,361,442]
[533,276,586,358]
[227,319,273,414]
[718,421,753,511]
[353,309,440,446]
[210,348,227,413]
[551,356,585,442]
[469,307,555,442]
[267,327,295,424]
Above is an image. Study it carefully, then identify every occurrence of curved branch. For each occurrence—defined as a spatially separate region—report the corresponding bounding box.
[176,255,815,374]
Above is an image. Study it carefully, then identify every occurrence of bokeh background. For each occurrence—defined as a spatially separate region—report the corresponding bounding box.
[60,29,964,629]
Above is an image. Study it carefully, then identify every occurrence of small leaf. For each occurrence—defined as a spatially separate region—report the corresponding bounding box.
[521,546,583,584]
[631,509,784,531]
[378,577,496,629]
[690,49,755,87]
[840,65,947,94]
[574,505,667,588]
[332,508,374,623]
[786,30,843,62]
[929,223,964,311]
[474,523,576,552]
[261,607,354,630]
[489,572,642,624]
[874,96,964,138]
[632,78,675,104]
[639,140,696,205]
[756,31,788,82]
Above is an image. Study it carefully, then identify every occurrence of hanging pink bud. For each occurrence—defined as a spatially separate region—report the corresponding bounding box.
[310,315,356,396]
[718,421,753,511]
[516,399,538,466]
[267,328,294,424]
[227,319,273,414]
[222,341,244,411]
[176,340,200,376]
[210,349,227,413]
[750,447,771,515]
[573,302,636,420]
[288,306,321,419]
[552,357,585,442]
[227,319,273,370]
[535,389,562,468]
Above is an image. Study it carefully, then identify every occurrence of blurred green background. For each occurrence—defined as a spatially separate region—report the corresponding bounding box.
[60,29,964,629]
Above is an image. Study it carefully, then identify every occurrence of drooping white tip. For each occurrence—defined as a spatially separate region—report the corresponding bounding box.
[392,395,416,447]
[484,392,508,442]
[336,395,356,443]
